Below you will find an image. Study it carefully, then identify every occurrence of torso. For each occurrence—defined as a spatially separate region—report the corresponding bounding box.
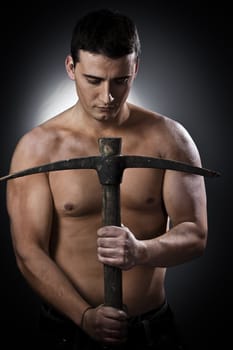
[34,103,175,315]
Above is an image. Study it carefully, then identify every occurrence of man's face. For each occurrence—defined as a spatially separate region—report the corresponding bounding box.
[73,50,138,122]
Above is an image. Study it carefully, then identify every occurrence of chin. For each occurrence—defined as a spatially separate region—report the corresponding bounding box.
[97,113,116,122]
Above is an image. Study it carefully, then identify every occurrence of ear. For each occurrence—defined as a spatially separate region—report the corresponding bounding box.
[65,55,75,80]
[134,57,139,77]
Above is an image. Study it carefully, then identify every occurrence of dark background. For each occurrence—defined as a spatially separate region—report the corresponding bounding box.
[0,1,232,348]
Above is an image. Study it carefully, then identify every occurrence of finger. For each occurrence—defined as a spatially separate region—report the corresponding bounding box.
[97,237,117,248]
[104,328,128,340]
[98,253,115,263]
[97,226,124,237]
[100,306,128,320]
[98,246,116,255]
[102,322,128,342]
[102,318,128,331]
[98,247,125,260]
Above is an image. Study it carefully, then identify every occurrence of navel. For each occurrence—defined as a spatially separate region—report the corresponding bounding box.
[146,197,155,204]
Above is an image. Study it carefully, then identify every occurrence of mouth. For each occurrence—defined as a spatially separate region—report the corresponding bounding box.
[97,106,116,112]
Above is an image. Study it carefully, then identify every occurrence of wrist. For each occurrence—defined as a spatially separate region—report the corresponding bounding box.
[137,240,149,265]
[80,306,93,330]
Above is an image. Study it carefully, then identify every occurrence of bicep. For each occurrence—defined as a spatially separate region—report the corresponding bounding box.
[162,119,207,229]
[163,170,207,230]
[7,173,53,255]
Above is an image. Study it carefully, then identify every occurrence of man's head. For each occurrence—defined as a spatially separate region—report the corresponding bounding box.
[70,9,141,66]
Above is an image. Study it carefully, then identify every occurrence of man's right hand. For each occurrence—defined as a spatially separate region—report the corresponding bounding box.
[81,304,128,345]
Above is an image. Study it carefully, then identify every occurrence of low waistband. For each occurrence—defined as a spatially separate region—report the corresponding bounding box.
[128,299,169,325]
[41,299,169,325]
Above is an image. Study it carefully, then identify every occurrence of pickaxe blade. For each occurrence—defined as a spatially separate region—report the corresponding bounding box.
[123,156,220,177]
[0,137,220,309]
[0,157,99,181]
[0,154,220,183]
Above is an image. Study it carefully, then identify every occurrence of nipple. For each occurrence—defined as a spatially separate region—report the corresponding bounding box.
[64,203,74,211]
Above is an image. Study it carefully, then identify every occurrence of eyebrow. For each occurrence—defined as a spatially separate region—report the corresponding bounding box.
[83,74,132,80]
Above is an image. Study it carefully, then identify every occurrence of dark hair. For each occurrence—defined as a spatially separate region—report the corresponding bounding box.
[70,9,141,64]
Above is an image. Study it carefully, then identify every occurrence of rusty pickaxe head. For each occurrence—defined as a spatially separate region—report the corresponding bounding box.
[0,137,220,184]
[0,137,220,309]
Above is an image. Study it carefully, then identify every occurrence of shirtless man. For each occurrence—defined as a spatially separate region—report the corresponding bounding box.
[6,9,207,350]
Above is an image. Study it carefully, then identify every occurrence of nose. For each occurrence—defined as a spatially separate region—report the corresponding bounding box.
[100,82,114,105]
[108,93,114,102]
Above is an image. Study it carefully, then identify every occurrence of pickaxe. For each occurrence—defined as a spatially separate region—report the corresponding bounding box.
[0,137,220,309]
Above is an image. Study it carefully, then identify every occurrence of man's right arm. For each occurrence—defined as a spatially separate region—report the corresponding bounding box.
[6,131,90,327]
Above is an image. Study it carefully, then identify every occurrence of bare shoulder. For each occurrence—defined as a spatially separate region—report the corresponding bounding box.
[128,102,176,130]
[159,113,202,165]
[128,103,202,165]
[10,112,67,172]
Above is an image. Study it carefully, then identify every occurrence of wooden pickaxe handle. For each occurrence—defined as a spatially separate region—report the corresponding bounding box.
[99,138,123,309]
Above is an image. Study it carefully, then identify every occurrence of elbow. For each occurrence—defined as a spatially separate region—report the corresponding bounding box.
[193,226,208,258]
[13,242,41,274]
[195,237,206,257]
[14,247,31,273]
[13,240,49,273]
[15,255,27,274]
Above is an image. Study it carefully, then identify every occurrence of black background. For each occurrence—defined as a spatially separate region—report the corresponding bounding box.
[0,1,232,348]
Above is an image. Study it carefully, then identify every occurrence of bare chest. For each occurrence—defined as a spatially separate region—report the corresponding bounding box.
[49,167,164,217]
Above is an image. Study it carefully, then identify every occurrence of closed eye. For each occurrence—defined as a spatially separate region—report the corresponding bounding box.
[86,77,102,85]
[114,77,130,85]
[83,74,131,86]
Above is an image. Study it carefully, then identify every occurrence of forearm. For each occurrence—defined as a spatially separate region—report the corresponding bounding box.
[139,221,207,267]
[15,246,90,326]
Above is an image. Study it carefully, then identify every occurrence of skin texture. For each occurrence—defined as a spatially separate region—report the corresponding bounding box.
[6,50,207,345]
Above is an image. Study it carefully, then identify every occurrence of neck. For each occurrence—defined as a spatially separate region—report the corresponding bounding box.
[73,102,131,137]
